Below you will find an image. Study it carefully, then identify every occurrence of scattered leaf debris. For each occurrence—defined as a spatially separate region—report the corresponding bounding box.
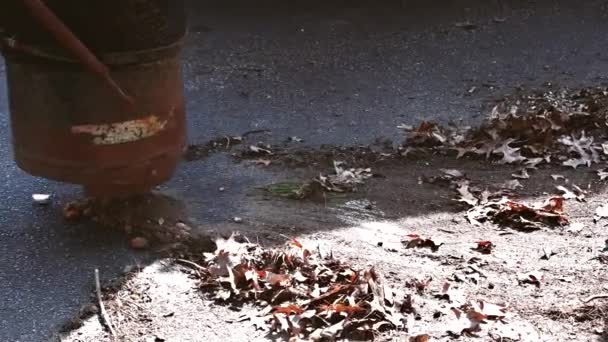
[466,196,568,230]
[400,86,608,174]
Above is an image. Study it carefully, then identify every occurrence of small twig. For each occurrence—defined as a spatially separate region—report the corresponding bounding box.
[95,269,116,338]
[175,258,206,271]
[225,136,231,150]
[583,294,608,303]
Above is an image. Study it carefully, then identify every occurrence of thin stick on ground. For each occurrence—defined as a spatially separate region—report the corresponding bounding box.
[582,294,608,303]
[175,258,206,271]
[95,268,117,338]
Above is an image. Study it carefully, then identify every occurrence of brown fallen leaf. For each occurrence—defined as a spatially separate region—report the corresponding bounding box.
[473,241,494,254]
[402,236,443,252]
[249,145,272,155]
[410,334,430,342]
[272,304,304,315]
[406,276,433,294]
[290,238,303,249]
[446,307,482,337]
[556,185,585,202]
[598,169,608,181]
[436,282,466,307]
[319,303,366,316]
[470,300,507,318]
[511,168,530,179]
[264,272,291,287]
[255,159,272,167]
[517,271,543,287]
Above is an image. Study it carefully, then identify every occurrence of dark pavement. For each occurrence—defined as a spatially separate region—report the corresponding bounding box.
[1,1,608,340]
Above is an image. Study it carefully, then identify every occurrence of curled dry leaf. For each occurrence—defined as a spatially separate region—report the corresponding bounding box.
[318,303,366,316]
[273,304,304,315]
[402,235,443,252]
[473,241,494,254]
[556,185,585,202]
[249,145,273,155]
[255,159,272,167]
[594,203,608,222]
[405,121,448,147]
[406,276,433,294]
[290,238,303,249]
[455,180,479,206]
[441,169,465,179]
[560,131,599,168]
[436,282,466,307]
[410,334,430,342]
[511,169,530,179]
[315,161,373,193]
[598,169,608,181]
[494,139,526,164]
[517,271,544,287]
[446,307,482,337]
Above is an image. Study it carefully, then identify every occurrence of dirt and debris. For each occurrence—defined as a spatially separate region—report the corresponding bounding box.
[58,86,608,341]
[62,194,216,255]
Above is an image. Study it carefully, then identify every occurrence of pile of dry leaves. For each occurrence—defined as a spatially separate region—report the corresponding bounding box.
[402,86,608,175]
[179,235,521,341]
[181,235,409,340]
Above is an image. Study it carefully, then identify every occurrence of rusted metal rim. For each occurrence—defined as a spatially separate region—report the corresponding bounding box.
[1,35,186,66]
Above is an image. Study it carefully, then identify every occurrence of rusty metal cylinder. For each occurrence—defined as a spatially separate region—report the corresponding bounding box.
[0,0,187,196]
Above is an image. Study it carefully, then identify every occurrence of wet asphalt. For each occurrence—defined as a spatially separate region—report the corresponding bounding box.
[1,0,608,340]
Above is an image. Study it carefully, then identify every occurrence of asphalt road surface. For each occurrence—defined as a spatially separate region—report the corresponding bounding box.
[1,0,607,340]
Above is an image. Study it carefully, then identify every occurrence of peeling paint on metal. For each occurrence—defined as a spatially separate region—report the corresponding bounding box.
[71,115,168,145]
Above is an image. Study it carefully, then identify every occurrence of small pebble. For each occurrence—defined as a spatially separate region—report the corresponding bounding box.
[129,237,149,250]
[219,187,225,192]
[32,194,51,205]
[233,217,243,223]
